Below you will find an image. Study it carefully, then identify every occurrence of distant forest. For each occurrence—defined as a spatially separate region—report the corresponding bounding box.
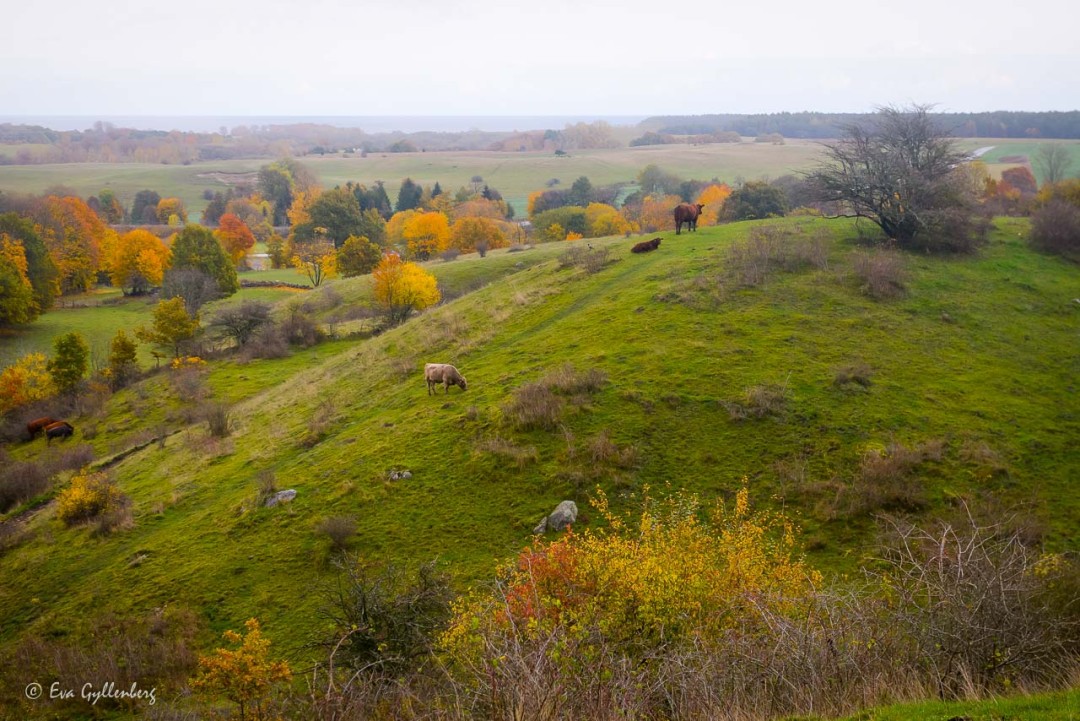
[642,111,1080,139]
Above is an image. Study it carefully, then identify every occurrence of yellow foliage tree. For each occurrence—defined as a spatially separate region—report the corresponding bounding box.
[584,202,631,237]
[372,253,440,325]
[291,235,337,287]
[403,212,451,260]
[385,210,419,249]
[450,217,508,254]
[565,231,583,241]
[156,197,188,225]
[696,183,733,226]
[286,187,320,227]
[0,234,37,325]
[526,190,545,217]
[192,618,292,721]
[629,194,682,234]
[137,297,200,358]
[106,229,171,295]
[453,198,508,221]
[0,353,55,414]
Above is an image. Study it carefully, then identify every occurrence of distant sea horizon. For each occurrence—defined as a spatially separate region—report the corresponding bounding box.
[0,115,650,134]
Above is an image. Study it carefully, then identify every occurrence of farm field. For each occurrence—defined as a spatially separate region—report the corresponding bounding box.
[2,216,1077,668]
[1,139,828,219]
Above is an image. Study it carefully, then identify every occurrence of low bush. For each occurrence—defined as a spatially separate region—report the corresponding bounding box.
[503,383,563,431]
[833,362,873,388]
[1030,200,1080,259]
[317,515,357,553]
[853,250,907,299]
[201,401,231,438]
[558,245,612,274]
[843,442,930,515]
[0,460,50,512]
[55,471,127,526]
[475,436,540,468]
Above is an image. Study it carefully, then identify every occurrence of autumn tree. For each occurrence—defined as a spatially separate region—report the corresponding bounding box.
[96,189,125,223]
[291,234,337,287]
[0,234,37,325]
[130,190,161,225]
[810,104,985,252]
[36,195,114,294]
[1000,166,1038,196]
[137,297,200,358]
[450,217,508,254]
[372,253,440,325]
[215,213,257,266]
[1034,144,1072,186]
[226,197,274,241]
[385,210,418,249]
[259,158,317,226]
[532,206,587,240]
[48,331,89,394]
[266,233,286,269]
[584,202,630,237]
[107,329,139,389]
[106,229,171,295]
[0,213,59,312]
[0,353,55,414]
[156,197,187,225]
[169,224,239,296]
[192,618,291,721]
[696,183,733,226]
[336,235,383,277]
[203,191,230,226]
[403,212,451,260]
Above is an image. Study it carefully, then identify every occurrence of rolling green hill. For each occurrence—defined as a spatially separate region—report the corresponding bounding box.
[1,216,1078,695]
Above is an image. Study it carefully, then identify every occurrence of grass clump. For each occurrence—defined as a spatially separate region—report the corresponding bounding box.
[558,245,612,274]
[503,364,608,431]
[724,383,789,421]
[317,515,357,553]
[833,362,874,389]
[475,437,540,468]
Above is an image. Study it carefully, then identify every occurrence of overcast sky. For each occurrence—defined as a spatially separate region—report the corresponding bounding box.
[3,0,1078,120]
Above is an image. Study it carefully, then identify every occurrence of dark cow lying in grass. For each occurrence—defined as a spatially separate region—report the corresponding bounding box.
[27,416,60,440]
[632,237,662,253]
[425,363,467,395]
[674,203,705,235]
[44,421,75,444]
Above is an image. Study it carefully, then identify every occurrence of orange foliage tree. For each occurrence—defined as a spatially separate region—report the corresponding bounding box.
[403,211,451,259]
[372,253,440,324]
[453,198,509,221]
[623,194,681,234]
[37,195,114,294]
[385,210,419,249]
[215,213,257,266]
[450,217,508,254]
[696,183,733,226]
[106,229,171,295]
[192,618,291,721]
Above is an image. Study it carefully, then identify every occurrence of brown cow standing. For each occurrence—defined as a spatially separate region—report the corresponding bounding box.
[44,421,74,445]
[424,363,467,395]
[674,203,705,235]
[27,416,59,440]
[631,237,662,253]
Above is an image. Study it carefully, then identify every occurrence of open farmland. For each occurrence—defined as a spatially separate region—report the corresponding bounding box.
[0,140,825,219]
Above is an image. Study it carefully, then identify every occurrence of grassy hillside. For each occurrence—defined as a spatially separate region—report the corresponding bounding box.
[828,686,1080,721]
[1,216,1078,672]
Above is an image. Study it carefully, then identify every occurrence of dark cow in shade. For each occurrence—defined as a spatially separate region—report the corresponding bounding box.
[44,421,74,444]
[674,203,705,235]
[631,237,662,254]
[27,416,60,440]
[425,363,467,395]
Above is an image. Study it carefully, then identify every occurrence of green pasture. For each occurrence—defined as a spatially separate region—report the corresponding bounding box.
[1,216,1077,674]
[829,686,1080,721]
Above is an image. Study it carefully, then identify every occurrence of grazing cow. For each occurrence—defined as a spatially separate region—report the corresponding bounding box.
[44,421,74,444]
[27,416,60,440]
[631,237,662,254]
[425,363,467,395]
[673,203,705,235]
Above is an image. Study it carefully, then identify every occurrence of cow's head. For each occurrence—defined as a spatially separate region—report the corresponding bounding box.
[458,377,468,391]
[696,204,705,213]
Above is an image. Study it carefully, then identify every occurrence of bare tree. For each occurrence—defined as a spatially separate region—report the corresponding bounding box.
[161,267,221,316]
[1034,144,1073,186]
[809,104,985,252]
[211,300,273,347]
